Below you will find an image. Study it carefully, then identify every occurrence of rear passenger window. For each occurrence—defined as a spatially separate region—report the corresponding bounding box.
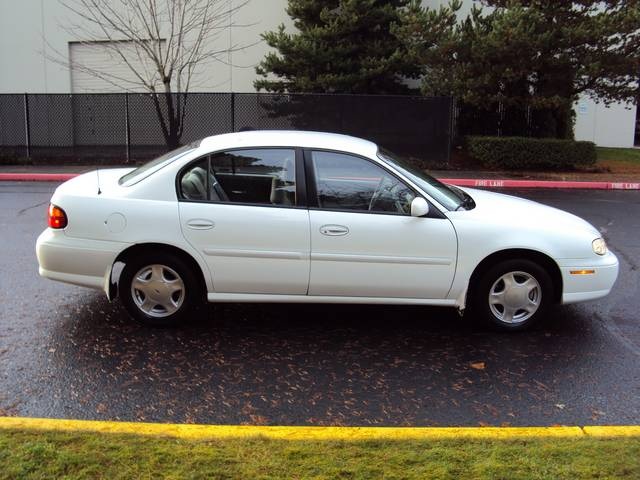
[178,149,296,206]
[210,149,296,206]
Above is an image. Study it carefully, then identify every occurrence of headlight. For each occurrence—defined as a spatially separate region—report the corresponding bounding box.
[592,238,607,256]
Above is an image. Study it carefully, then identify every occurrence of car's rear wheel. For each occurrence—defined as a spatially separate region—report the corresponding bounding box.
[119,253,200,327]
[470,259,553,331]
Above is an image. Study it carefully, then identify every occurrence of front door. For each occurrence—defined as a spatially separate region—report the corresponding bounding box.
[178,148,310,295]
[306,150,457,299]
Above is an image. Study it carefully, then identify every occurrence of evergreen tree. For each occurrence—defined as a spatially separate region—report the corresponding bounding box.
[255,0,421,94]
[399,0,640,138]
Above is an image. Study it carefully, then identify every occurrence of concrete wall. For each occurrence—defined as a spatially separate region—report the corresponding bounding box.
[574,98,637,148]
[0,0,291,93]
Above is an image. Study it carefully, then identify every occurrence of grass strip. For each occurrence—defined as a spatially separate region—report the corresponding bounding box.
[597,147,640,164]
[1,429,639,480]
[596,147,640,174]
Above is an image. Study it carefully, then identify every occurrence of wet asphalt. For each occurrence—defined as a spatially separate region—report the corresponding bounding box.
[0,182,638,426]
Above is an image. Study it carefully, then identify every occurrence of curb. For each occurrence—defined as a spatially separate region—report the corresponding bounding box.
[1,173,639,190]
[441,178,640,190]
[0,173,78,182]
[1,417,639,440]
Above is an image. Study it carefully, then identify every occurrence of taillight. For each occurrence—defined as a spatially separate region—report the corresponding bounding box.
[48,204,68,229]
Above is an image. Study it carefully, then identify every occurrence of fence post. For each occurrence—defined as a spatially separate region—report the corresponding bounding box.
[124,92,131,163]
[445,97,454,166]
[23,93,31,159]
[230,92,235,132]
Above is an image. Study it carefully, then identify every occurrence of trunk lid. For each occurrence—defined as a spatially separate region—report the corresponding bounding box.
[54,168,134,198]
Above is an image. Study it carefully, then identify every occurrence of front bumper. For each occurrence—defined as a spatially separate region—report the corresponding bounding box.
[36,228,128,294]
[559,251,619,304]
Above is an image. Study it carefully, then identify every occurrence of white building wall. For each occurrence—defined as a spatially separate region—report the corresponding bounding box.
[574,98,637,148]
[0,0,291,94]
[0,0,65,93]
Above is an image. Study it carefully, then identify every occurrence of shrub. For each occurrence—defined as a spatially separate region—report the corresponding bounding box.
[466,136,597,170]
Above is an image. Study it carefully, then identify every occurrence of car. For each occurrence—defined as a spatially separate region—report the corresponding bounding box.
[36,130,619,330]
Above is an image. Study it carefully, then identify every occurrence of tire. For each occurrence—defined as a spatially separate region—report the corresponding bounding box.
[119,252,201,327]
[470,259,553,332]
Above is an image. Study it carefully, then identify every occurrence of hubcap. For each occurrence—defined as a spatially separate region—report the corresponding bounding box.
[489,271,541,324]
[130,264,185,318]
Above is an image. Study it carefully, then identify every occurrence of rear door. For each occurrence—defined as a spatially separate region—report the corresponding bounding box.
[178,148,310,295]
[306,150,458,299]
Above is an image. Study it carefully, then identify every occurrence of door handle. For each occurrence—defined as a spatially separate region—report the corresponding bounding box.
[186,219,215,230]
[320,224,349,236]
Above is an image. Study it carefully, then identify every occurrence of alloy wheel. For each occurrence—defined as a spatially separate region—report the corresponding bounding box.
[488,271,541,324]
[130,264,185,318]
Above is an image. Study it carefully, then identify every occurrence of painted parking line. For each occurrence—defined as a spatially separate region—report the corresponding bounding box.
[1,417,639,440]
[1,172,639,189]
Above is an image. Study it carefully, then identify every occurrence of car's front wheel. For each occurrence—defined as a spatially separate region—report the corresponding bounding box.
[119,253,200,327]
[471,259,553,331]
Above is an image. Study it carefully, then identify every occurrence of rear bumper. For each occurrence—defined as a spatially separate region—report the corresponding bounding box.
[36,228,128,294]
[559,251,619,305]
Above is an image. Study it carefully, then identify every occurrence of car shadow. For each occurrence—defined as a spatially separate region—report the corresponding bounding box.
[51,292,590,352]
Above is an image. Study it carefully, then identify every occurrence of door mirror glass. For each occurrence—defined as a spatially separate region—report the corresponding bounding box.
[411,197,430,217]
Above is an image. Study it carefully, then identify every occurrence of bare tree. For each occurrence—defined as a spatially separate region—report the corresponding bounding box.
[55,0,249,149]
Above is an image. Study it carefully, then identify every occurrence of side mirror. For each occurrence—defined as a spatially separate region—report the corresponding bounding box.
[411,197,430,217]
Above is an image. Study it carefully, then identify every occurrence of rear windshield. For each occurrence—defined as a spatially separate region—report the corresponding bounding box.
[119,141,200,186]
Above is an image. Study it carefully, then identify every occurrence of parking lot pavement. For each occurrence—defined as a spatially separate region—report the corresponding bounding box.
[0,182,638,426]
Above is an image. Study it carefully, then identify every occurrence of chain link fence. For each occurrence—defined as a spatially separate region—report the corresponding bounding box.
[0,93,453,165]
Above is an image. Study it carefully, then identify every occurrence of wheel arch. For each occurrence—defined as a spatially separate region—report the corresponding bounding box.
[467,248,563,305]
[108,242,209,301]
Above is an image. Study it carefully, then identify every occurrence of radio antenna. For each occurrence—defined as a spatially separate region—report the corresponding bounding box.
[96,169,102,195]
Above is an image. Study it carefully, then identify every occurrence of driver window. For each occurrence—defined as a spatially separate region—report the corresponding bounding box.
[311,151,416,214]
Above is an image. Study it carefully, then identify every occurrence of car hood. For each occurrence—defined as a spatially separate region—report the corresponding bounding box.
[452,187,600,236]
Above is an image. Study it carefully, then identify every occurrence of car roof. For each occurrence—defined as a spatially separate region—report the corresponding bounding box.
[199,130,379,157]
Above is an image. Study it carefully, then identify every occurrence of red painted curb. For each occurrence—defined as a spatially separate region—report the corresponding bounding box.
[0,173,78,182]
[442,178,640,190]
[1,173,639,190]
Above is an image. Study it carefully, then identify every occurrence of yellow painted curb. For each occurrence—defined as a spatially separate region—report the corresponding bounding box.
[2,417,636,440]
[583,426,640,437]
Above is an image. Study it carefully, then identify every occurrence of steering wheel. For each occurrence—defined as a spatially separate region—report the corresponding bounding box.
[369,176,409,213]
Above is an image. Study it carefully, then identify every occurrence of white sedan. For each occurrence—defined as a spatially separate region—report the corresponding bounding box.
[36,131,619,330]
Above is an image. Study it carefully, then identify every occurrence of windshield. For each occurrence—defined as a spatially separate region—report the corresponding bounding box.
[377,148,470,210]
[119,141,200,186]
